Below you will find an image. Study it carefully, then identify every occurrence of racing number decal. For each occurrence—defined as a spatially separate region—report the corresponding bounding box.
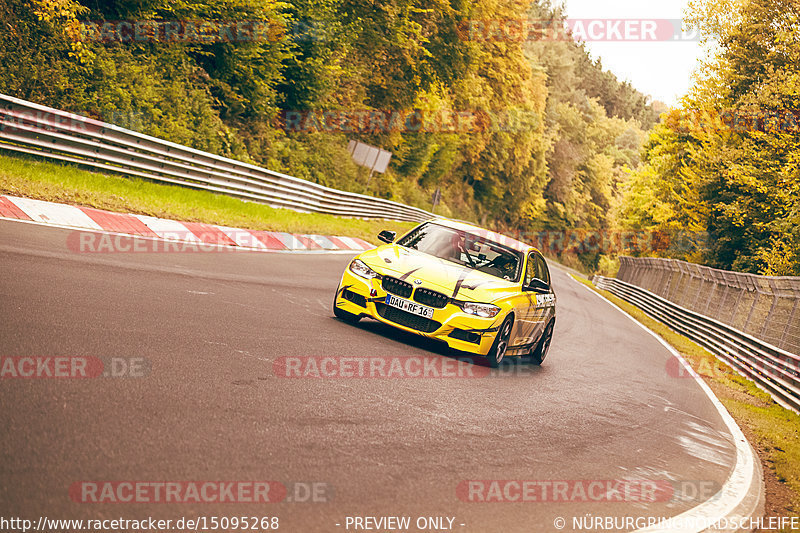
[535,293,556,308]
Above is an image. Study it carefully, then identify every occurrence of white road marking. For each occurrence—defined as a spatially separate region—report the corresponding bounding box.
[570,275,762,532]
[272,232,306,250]
[7,196,103,230]
[134,215,202,242]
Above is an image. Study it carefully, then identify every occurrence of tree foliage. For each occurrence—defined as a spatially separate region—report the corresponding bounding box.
[623,0,800,275]
[1,0,657,249]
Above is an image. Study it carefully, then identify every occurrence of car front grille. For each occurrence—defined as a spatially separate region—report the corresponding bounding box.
[375,302,442,333]
[382,276,413,298]
[413,288,449,309]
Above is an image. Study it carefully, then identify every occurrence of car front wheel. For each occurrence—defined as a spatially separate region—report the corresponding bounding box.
[333,288,361,324]
[486,315,513,368]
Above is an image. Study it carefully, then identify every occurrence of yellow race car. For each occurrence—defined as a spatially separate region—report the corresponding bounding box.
[333,219,556,366]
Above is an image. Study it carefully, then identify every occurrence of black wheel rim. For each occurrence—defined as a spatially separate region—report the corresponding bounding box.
[495,319,512,364]
[539,324,553,362]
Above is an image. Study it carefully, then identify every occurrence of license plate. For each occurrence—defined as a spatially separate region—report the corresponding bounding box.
[385,294,435,319]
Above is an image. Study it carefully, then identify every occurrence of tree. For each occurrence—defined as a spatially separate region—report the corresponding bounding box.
[624,0,800,274]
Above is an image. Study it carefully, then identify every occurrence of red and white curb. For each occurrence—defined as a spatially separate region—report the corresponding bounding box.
[0,195,375,253]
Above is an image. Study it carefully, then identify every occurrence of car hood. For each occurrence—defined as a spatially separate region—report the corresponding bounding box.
[360,245,520,302]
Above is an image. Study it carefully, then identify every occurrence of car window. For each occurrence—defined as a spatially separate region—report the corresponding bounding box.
[537,255,551,285]
[397,223,523,282]
[525,253,549,286]
[524,253,539,285]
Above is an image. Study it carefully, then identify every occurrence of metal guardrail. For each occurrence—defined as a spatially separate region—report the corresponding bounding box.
[593,275,800,413]
[617,256,800,356]
[0,94,433,223]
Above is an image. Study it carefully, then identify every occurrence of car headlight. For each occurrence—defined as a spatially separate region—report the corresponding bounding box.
[349,259,379,280]
[461,302,501,318]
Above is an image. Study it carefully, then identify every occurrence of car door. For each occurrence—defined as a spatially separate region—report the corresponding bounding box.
[510,252,543,350]
[525,252,554,343]
[532,253,556,332]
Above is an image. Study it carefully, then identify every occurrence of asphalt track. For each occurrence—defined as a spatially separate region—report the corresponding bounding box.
[0,219,740,532]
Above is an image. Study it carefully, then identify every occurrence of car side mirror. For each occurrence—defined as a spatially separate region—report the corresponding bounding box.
[378,230,396,244]
[525,278,550,293]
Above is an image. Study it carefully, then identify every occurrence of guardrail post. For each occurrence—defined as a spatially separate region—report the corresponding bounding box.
[744,290,760,333]
[691,265,706,310]
[667,259,680,302]
[631,259,641,285]
[619,257,631,281]
[731,282,744,322]
[781,299,799,350]
[759,280,778,332]
[717,282,731,322]
[649,258,659,290]
[704,271,718,315]
[679,261,692,306]
[761,280,780,339]
[656,260,669,296]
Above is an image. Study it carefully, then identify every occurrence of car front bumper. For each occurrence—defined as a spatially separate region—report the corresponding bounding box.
[334,269,502,356]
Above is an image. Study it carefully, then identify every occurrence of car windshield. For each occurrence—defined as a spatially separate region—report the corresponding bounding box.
[397,223,523,282]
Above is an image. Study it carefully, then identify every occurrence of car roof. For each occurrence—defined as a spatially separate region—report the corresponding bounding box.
[426,218,537,255]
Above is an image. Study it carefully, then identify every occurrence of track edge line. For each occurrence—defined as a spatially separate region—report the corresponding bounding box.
[569,274,765,533]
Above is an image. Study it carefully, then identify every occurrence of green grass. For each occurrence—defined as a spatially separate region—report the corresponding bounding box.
[571,274,800,520]
[0,154,417,243]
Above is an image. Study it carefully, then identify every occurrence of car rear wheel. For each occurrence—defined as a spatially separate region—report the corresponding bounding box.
[529,320,554,365]
[486,315,513,368]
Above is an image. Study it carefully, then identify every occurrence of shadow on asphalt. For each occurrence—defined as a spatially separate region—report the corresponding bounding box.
[332,315,545,374]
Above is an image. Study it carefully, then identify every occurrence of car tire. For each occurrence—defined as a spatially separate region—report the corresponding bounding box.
[486,315,513,368]
[529,320,554,366]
